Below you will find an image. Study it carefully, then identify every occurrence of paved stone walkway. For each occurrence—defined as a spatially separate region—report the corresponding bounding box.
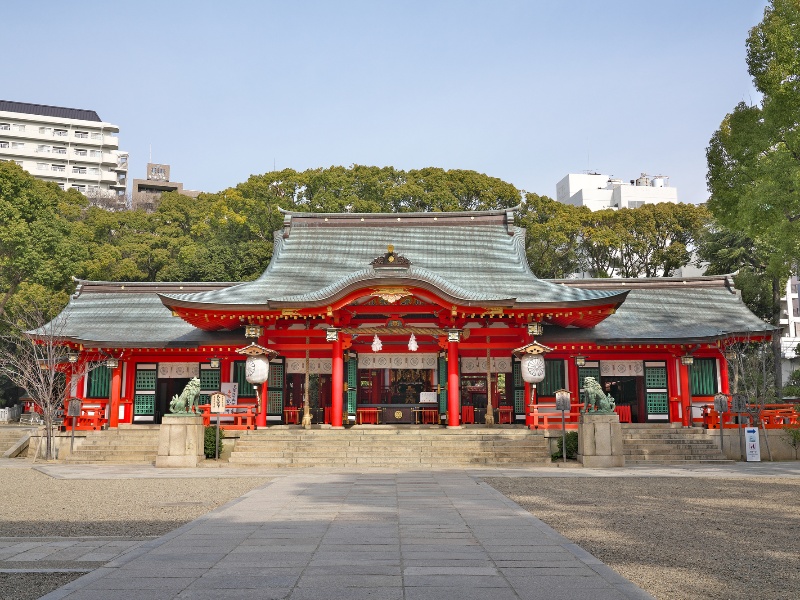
[40,471,653,600]
[0,537,147,571]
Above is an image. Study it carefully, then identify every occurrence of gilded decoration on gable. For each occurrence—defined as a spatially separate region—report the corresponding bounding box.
[371,244,411,269]
[371,287,412,304]
[281,309,303,318]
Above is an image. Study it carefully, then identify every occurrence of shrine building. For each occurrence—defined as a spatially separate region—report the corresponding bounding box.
[44,207,772,430]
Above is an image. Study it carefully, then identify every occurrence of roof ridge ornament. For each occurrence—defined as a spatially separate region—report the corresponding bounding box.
[371,244,411,269]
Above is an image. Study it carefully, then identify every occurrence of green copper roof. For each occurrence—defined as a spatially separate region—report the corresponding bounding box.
[39,276,771,348]
[541,282,773,344]
[161,209,626,310]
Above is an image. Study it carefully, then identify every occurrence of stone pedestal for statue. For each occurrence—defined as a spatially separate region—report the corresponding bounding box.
[155,414,205,468]
[577,412,625,468]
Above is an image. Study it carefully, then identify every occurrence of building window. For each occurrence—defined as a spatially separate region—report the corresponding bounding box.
[53,129,67,137]
[0,123,9,131]
[72,184,86,193]
[51,164,65,172]
[74,131,88,139]
[88,167,100,175]
[72,166,87,175]
[39,126,52,135]
[11,142,24,149]
[52,147,66,154]
[90,132,102,140]
[89,149,101,158]
[36,163,48,171]
[87,367,110,398]
[0,141,8,149]
[88,184,99,190]
[11,124,25,132]
[690,359,718,396]
[57,182,65,190]
[73,148,87,156]
[36,144,51,153]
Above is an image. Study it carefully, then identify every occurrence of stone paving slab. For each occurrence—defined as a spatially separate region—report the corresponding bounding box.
[0,537,148,571]
[40,471,654,599]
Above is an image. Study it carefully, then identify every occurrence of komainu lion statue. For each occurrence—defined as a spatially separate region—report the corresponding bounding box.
[169,377,201,414]
[583,376,616,414]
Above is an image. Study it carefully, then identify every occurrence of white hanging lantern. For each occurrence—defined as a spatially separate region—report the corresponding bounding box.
[245,355,270,384]
[371,335,383,352]
[520,354,545,384]
[408,333,418,352]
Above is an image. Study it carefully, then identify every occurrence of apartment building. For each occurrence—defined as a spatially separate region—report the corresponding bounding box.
[556,172,678,211]
[0,100,128,198]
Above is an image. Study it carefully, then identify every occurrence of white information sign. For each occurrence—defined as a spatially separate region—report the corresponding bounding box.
[210,393,226,414]
[221,382,239,414]
[745,427,761,462]
[419,392,437,404]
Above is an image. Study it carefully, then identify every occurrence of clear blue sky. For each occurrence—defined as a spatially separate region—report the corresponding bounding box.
[6,1,767,203]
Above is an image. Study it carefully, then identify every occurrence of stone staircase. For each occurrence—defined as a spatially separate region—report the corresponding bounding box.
[62,425,160,464]
[0,428,27,454]
[622,424,733,465]
[227,426,550,468]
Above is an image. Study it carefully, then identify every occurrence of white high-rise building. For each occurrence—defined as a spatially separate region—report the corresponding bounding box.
[556,172,678,211]
[0,101,128,198]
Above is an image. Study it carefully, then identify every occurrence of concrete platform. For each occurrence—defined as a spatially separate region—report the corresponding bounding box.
[39,469,655,599]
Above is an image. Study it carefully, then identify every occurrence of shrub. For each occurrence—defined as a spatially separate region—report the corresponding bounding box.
[783,427,800,460]
[551,431,579,460]
[204,425,224,459]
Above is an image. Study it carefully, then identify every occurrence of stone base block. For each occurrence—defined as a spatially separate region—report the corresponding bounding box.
[155,414,205,468]
[577,412,625,468]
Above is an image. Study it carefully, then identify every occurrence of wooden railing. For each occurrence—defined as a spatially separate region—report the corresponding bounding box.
[196,404,256,430]
[702,403,799,429]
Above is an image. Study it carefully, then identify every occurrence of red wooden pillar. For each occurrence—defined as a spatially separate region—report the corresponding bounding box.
[220,358,231,384]
[524,381,533,427]
[679,361,691,427]
[667,356,680,423]
[447,340,460,428]
[256,382,268,428]
[109,365,122,428]
[719,357,730,395]
[122,360,136,424]
[331,338,344,428]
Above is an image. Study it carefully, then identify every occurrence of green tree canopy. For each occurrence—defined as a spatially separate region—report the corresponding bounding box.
[0,162,87,317]
[707,0,800,282]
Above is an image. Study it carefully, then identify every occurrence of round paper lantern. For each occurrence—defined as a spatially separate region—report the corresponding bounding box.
[245,355,270,384]
[520,354,545,384]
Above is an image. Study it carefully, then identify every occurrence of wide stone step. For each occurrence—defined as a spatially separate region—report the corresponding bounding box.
[625,457,736,467]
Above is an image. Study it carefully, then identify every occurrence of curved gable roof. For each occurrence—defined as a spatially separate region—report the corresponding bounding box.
[160,208,626,311]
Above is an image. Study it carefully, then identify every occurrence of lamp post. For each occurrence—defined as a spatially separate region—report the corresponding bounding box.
[236,343,278,428]
[555,389,571,463]
[513,342,553,428]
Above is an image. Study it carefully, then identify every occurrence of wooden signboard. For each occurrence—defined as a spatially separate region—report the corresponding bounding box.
[210,393,226,414]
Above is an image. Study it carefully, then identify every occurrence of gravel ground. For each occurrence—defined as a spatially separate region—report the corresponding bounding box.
[485,476,800,600]
[0,468,271,599]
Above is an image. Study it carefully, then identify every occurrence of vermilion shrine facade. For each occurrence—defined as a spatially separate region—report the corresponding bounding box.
[44,208,772,430]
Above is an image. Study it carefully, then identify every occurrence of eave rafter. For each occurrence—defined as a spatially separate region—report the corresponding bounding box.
[163,286,624,333]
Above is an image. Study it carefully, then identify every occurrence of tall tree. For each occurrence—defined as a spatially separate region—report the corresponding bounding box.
[0,162,86,317]
[706,0,800,390]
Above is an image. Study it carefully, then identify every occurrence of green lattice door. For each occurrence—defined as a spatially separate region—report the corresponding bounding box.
[199,364,221,405]
[644,362,669,422]
[438,355,448,416]
[512,361,525,415]
[578,365,601,406]
[267,359,284,418]
[346,354,357,420]
[134,365,157,421]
